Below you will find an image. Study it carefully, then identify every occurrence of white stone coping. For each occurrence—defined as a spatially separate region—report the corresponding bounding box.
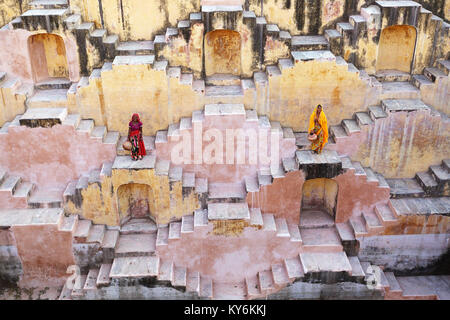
[22,8,68,16]
[201,5,243,12]
[20,107,68,122]
[0,208,63,227]
[204,104,245,116]
[112,55,155,66]
[112,155,156,169]
[375,1,421,7]
[292,50,336,62]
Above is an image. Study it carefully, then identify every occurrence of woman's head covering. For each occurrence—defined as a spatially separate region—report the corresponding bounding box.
[132,113,141,122]
[308,104,328,144]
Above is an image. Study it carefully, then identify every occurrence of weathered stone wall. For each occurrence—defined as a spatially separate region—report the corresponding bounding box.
[331,108,450,178]
[0,229,22,283]
[358,233,450,272]
[70,0,200,41]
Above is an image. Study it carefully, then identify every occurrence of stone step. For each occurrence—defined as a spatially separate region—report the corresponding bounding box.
[363,167,379,183]
[258,270,274,292]
[86,224,105,243]
[349,215,368,237]
[205,73,241,86]
[195,178,208,194]
[436,60,450,76]
[348,256,365,280]
[271,263,290,285]
[329,126,348,144]
[155,159,170,176]
[257,170,272,187]
[275,218,290,237]
[375,70,411,82]
[324,29,341,41]
[351,161,366,176]
[382,99,429,113]
[396,276,440,299]
[415,171,438,195]
[199,276,213,298]
[186,270,200,292]
[73,219,91,240]
[375,173,390,189]
[27,89,68,107]
[245,274,261,298]
[291,50,336,63]
[443,159,450,171]
[181,215,194,233]
[424,67,446,82]
[381,82,420,100]
[27,189,63,208]
[249,208,263,226]
[76,119,95,135]
[155,226,169,246]
[100,162,113,178]
[120,218,157,234]
[368,106,388,120]
[19,107,68,127]
[172,266,187,287]
[88,169,101,184]
[116,41,154,55]
[205,85,243,97]
[90,126,107,141]
[284,255,305,279]
[384,272,403,295]
[83,268,99,290]
[114,233,156,257]
[341,119,360,135]
[71,274,87,297]
[386,178,425,198]
[335,221,356,241]
[362,209,383,232]
[109,256,160,278]
[300,252,352,274]
[390,197,450,215]
[12,181,34,199]
[245,175,259,193]
[101,229,119,249]
[207,203,250,220]
[96,263,112,287]
[291,35,329,51]
[168,222,182,240]
[35,77,71,90]
[287,224,302,243]
[299,227,342,251]
[182,172,195,188]
[193,209,208,228]
[354,112,373,126]
[374,203,397,225]
[429,165,449,186]
[208,182,246,201]
[157,260,173,281]
[412,74,433,89]
[262,213,277,232]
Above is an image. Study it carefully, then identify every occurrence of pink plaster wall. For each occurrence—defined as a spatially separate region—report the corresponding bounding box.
[11,224,75,287]
[246,167,389,225]
[0,124,116,191]
[156,224,302,283]
[246,170,304,225]
[155,114,296,183]
[334,169,390,223]
[0,29,80,83]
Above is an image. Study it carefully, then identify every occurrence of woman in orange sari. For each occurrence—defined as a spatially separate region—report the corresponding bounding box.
[308,104,328,154]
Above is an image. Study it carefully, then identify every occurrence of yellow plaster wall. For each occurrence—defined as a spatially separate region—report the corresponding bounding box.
[68,167,200,226]
[205,30,241,76]
[76,78,106,126]
[376,25,417,73]
[302,178,337,214]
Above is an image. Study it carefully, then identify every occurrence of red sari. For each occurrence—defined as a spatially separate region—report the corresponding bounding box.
[129,114,146,158]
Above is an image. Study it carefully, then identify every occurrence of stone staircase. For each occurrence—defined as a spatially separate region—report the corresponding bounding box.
[57,204,375,300]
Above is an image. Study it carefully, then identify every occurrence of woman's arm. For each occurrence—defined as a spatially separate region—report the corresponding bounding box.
[127,126,131,141]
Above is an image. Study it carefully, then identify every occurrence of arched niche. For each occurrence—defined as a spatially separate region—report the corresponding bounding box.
[204,29,241,76]
[376,25,417,73]
[28,33,69,83]
[117,183,154,223]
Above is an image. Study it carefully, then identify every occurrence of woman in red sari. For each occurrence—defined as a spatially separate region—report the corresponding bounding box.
[128,113,146,160]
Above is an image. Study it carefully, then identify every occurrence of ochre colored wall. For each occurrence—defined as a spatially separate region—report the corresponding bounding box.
[117,183,154,220]
[28,33,69,81]
[205,30,241,76]
[376,25,417,73]
[302,178,338,215]
[70,0,200,41]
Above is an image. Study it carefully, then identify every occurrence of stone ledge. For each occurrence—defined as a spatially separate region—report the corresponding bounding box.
[0,208,63,227]
[112,155,156,170]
